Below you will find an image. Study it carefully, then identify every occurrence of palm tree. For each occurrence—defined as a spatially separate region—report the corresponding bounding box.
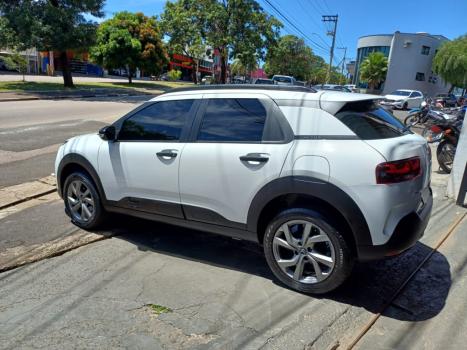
[359,52,388,91]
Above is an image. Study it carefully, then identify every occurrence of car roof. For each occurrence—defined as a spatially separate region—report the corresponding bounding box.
[391,89,418,93]
[154,85,380,115]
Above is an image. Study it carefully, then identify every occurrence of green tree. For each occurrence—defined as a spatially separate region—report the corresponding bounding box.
[265,35,321,81]
[0,0,105,88]
[90,12,168,84]
[231,55,258,80]
[359,52,388,90]
[0,51,28,81]
[200,0,281,83]
[167,69,182,81]
[433,35,467,90]
[160,0,209,84]
[0,16,15,48]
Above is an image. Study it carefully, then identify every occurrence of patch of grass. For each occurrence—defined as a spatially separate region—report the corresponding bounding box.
[0,80,192,92]
[147,303,173,315]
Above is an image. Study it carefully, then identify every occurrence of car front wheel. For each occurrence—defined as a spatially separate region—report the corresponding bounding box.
[263,208,354,294]
[63,171,106,229]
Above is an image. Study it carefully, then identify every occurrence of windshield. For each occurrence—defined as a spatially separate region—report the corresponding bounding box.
[335,100,410,140]
[389,90,411,96]
[273,76,292,83]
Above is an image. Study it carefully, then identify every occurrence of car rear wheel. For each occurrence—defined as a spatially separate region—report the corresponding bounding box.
[63,172,106,229]
[263,208,354,294]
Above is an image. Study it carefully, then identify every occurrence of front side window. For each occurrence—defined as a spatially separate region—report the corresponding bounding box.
[335,100,409,140]
[198,98,266,142]
[119,100,194,141]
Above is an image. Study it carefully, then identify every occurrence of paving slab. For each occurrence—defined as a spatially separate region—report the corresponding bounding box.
[355,214,467,350]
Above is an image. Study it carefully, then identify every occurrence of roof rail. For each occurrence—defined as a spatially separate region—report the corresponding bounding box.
[165,84,317,94]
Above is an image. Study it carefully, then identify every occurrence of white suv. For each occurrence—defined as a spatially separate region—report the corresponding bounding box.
[55,85,433,294]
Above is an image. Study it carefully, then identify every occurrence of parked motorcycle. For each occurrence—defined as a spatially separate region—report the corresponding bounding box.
[426,113,464,174]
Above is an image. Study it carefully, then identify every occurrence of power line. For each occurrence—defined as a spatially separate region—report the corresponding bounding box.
[320,0,333,14]
[261,0,330,53]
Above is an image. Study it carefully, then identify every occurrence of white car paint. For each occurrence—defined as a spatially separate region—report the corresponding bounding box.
[55,87,431,248]
[381,89,424,109]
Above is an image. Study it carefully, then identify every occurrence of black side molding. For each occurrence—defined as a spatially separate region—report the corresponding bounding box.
[247,176,373,249]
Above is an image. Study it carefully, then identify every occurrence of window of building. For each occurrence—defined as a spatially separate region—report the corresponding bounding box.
[415,72,425,81]
[421,46,431,55]
[119,100,194,141]
[198,98,266,142]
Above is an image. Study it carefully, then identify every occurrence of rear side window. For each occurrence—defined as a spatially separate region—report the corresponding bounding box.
[335,100,409,140]
[198,98,266,142]
[119,100,193,141]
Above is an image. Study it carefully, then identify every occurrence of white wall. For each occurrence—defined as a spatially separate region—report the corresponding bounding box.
[383,32,449,96]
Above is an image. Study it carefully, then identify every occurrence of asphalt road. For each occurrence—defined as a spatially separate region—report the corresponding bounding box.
[0,96,149,188]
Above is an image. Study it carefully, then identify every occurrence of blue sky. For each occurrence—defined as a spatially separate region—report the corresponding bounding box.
[101,0,467,66]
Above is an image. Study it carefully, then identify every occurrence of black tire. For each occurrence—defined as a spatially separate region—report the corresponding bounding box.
[263,208,354,294]
[63,171,106,229]
[437,140,456,174]
[404,113,419,126]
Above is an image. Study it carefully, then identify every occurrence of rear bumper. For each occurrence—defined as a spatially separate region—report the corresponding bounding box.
[357,186,433,261]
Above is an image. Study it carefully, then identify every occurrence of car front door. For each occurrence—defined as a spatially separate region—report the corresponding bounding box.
[179,94,294,228]
[408,92,422,108]
[98,97,198,218]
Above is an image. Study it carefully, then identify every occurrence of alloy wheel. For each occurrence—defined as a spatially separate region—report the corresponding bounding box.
[66,180,95,222]
[272,220,336,284]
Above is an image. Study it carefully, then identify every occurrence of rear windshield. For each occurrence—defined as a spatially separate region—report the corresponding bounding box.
[335,100,410,140]
[273,76,292,83]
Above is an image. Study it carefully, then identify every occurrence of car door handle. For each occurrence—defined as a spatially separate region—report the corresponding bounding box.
[240,153,269,163]
[156,149,178,159]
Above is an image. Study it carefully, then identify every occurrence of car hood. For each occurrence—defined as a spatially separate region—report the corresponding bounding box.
[384,94,407,101]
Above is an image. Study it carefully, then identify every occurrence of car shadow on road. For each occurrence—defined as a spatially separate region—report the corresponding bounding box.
[107,214,451,323]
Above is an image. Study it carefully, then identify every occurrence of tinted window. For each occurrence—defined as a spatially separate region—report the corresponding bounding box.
[198,98,266,142]
[335,100,409,140]
[119,100,193,141]
[273,76,292,83]
[390,90,411,96]
[412,92,422,97]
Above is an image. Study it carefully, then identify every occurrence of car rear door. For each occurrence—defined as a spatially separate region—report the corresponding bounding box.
[98,97,199,218]
[178,93,294,227]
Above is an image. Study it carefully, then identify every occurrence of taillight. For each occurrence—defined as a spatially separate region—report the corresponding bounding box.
[430,125,442,133]
[376,157,421,184]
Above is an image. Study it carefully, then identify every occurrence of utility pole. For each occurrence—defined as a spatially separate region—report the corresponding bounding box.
[337,47,347,85]
[322,15,338,84]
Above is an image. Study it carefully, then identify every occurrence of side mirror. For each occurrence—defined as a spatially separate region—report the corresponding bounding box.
[99,125,116,141]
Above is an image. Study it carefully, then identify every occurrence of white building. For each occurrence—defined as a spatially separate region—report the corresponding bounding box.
[0,47,40,73]
[353,32,450,96]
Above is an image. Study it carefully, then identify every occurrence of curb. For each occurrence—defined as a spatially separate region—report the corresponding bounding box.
[0,188,57,210]
[0,92,153,102]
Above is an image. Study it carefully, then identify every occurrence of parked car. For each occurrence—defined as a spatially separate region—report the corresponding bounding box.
[201,75,213,85]
[314,84,352,93]
[253,78,275,85]
[55,85,432,294]
[344,84,357,92]
[380,89,424,110]
[272,75,296,86]
[434,93,458,107]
